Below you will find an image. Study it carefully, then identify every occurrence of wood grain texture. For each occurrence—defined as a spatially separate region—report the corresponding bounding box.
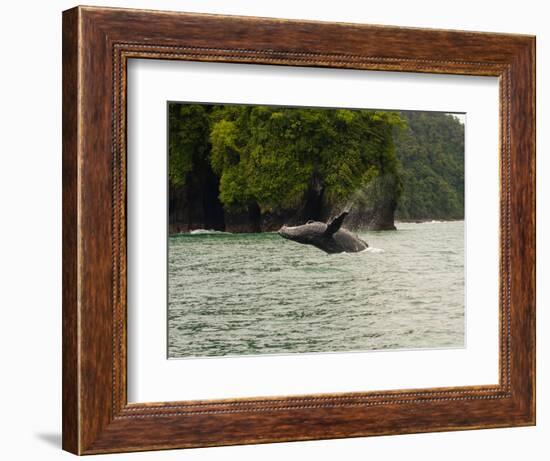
[62,5,536,455]
[61,7,79,454]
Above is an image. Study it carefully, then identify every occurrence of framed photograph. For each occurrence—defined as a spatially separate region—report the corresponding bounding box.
[62,5,535,455]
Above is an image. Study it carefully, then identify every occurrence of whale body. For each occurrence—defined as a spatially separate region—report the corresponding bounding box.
[278,212,368,254]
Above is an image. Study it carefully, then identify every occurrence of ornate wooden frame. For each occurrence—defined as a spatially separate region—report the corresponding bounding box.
[62,5,536,455]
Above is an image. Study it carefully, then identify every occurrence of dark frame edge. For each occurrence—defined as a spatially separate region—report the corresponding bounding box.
[493,35,537,429]
[62,6,81,455]
[512,35,536,427]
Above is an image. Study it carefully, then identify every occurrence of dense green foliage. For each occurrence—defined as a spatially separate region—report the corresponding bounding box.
[209,106,403,213]
[170,103,404,215]
[168,103,465,227]
[394,112,465,220]
[168,104,210,188]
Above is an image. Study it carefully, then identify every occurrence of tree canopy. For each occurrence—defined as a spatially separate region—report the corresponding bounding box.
[394,112,464,220]
[170,103,404,214]
[168,104,210,188]
[167,103,465,232]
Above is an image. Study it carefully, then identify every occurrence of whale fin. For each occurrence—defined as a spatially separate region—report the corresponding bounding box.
[324,211,348,236]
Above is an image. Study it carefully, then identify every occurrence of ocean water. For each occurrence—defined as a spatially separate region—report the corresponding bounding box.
[168,221,464,358]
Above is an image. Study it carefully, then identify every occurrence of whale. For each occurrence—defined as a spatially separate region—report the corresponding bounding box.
[278,211,368,254]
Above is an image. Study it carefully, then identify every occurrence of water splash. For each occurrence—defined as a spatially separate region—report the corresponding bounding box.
[363,247,385,254]
[341,174,398,214]
[190,229,230,235]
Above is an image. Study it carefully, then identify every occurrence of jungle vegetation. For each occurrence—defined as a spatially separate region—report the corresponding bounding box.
[168,103,464,232]
[394,111,465,220]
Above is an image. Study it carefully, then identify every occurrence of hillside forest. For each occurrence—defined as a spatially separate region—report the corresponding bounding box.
[168,103,465,233]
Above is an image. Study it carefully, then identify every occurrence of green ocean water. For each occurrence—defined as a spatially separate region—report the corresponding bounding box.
[168,221,464,358]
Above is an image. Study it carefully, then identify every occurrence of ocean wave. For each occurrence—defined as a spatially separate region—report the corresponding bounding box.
[363,247,385,254]
[395,219,462,224]
[189,229,230,235]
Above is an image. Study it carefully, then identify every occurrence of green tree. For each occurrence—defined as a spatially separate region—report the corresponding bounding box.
[394,112,464,220]
[208,105,404,215]
[168,104,210,188]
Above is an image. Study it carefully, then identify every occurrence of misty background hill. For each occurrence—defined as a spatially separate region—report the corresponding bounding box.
[394,111,464,221]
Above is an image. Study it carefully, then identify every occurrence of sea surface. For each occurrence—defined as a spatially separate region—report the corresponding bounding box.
[168,221,464,358]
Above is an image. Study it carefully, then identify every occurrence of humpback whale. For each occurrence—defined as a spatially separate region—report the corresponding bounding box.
[278,211,368,254]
